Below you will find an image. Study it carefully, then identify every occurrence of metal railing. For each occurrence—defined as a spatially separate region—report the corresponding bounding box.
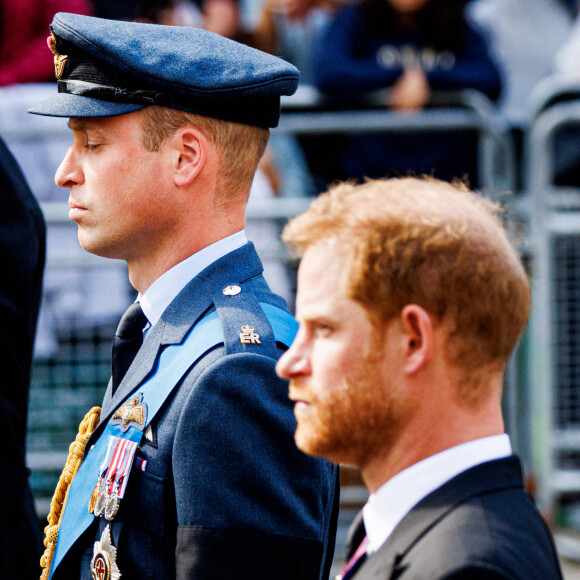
[279,86,515,197]
[524,81,580,537]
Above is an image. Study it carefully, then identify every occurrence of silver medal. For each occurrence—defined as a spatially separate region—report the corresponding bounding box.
[105,489,121,521]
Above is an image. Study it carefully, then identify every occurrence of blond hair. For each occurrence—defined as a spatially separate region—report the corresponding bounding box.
[283,177,530,377]
[139,106,269,204]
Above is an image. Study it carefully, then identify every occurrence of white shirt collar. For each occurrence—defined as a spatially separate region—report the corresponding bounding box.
[138,230,247,328]
[362,434,512,555]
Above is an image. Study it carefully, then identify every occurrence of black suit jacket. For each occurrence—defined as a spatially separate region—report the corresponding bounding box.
[347,456,562,579]
[0,135,45,579]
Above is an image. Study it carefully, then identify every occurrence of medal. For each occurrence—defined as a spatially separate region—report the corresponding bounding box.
[90,436,117,515]
[89,418,148,519]
[105,478,122,521]
[91,525,121,580]
[90,436,140,521]
[89,475,103,514]
[93,496,107,519]
[104,491,120,522]
[89,481,111,518]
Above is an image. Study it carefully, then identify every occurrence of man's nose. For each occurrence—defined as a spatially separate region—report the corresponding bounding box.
[276,333,311,380]
[55,147,83,189]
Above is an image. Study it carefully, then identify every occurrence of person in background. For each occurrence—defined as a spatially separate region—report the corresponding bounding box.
[251,0,340,84]
[30,12,338,580]
[277,176,563,579]
[248,0,347,200]
[312,0,502,186]
[134,0,242,40]
[468,0,573,126]
[0,134,46,578]
[0,0,93,86]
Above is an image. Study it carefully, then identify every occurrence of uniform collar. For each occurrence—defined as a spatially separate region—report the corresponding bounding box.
[99,240,265,424]
[138,230,247,328]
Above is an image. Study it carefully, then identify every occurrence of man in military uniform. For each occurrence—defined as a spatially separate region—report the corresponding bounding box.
[30,12,338,580]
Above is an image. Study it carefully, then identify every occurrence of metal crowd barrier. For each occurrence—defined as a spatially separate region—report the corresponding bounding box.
[524,81,580,547]
[279,86,515,197]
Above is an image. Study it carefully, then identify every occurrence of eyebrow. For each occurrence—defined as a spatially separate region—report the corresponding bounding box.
[68,118,93,131]
[297,311,336,326]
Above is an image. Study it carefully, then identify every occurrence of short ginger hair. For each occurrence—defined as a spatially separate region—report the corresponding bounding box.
[283,177,531,373]
[139,106,269,205]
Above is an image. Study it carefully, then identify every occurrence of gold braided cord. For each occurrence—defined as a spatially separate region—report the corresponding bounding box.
[39,406,101,580]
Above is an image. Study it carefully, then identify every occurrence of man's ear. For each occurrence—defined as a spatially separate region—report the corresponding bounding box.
[399,304,433,374]
[173,127,207,187]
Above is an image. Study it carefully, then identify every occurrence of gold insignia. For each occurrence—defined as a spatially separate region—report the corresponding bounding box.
[48,32,68,79]
[111,393,147,432]
[88,475,103,514]
[91,525,121,580]
[240,325,261,345]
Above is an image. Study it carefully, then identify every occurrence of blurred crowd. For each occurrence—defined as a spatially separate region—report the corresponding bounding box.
[2,0,580,354]
[3,0,579,117]
[4,0,580,193]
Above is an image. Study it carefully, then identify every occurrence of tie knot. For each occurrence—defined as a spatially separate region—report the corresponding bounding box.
[116,303,148,339]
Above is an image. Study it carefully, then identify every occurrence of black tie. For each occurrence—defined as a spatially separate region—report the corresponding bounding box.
[112,302,148,393]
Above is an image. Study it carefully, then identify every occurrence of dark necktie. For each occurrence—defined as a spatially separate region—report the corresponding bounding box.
[112,302,148,393]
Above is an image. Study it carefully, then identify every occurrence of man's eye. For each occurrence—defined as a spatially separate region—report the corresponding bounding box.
[84,143,101,151]
[314,324,332,338]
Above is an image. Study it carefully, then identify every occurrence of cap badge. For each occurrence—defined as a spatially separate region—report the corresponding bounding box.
[47,32,68,79]
[110,393,147,432]
[240,325,261,345]
[91,525,121,580]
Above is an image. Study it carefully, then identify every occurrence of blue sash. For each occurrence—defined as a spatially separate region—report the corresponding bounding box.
[50,305,297,577]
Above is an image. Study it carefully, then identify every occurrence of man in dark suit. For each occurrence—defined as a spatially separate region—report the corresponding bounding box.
[0,134,45,578]
[29,12,338,580]
[277,176,563,579]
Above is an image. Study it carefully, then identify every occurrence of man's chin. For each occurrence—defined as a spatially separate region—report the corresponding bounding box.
[295,424,322,456]
[78,233,103,256]
[77,235,122,260]
[294,425,347,464]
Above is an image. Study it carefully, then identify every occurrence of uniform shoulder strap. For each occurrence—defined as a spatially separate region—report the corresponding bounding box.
[213,284,297,358]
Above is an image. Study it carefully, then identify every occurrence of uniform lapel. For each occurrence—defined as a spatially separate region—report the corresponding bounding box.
[355,457,524,579]
[97,243,266,428]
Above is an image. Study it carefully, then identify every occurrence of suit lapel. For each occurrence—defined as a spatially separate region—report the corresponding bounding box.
[354,457,524,579]
[345,511,367,561]
[97,242,266,429]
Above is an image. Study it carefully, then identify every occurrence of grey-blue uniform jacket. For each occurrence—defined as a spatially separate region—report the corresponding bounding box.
[52,242,339,579]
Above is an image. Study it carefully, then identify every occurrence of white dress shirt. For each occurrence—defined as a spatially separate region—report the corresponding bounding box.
[362,434,513,555]
[137,231,247,332]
